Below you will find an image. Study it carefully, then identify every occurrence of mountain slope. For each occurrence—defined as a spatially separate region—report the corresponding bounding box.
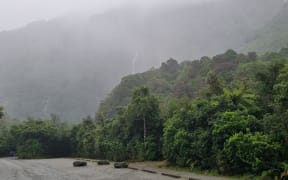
[0,0,284,121]
[98,47,288,118]
[243,3,288,53]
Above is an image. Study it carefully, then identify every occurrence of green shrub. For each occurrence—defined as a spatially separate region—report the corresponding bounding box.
[17,139,46,159]
[223,132,280,174]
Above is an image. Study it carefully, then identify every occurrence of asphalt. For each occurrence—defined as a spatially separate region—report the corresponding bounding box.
[0,158,231,180]
[0,158,176,180]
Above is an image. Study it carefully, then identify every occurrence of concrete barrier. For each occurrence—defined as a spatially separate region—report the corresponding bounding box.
[128,167,139,170]
[114,162,129,168]
[97,160,110,165]
[141,169,157,174]
[161,172,181,178]
[188,178,200,180]
[73,161,87,167]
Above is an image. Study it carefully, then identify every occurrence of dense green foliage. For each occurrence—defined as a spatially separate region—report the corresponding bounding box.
[97,48,288,176]
[0,116,71,159]
[70,87,162,161]
[1,48,288,178]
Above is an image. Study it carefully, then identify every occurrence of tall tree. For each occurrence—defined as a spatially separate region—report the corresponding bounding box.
[206,72,224,96]
[125,86,162,160]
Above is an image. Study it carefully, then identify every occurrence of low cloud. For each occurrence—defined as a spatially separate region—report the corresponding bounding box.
[0,0,220,31]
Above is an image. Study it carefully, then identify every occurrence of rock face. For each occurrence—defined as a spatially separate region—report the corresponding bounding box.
[97,160,110,165]
[73,161,87,167]
[114,162,129,168]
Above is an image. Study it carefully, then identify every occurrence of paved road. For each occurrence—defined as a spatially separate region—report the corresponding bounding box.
[0,158,176,180]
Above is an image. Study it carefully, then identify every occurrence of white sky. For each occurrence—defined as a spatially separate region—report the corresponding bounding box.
[0,0,217,31]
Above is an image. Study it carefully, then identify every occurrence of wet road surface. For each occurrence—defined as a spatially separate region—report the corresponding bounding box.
[0,158,177,180]
[0,158,231,180]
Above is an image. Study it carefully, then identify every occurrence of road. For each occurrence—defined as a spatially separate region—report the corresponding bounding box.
[0,158,231,180]
[0,158,178,180]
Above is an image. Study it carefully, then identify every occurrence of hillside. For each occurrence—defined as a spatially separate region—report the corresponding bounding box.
[99,46,288,117]
[0,0,285,121]
[243,3,288,53]
[98,49,252,116]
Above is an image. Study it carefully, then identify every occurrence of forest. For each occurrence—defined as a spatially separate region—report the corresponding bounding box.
[1,48,288,178]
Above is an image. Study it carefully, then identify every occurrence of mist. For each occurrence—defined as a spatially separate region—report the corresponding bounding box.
[0,0,219,31]
[0,0,286,121]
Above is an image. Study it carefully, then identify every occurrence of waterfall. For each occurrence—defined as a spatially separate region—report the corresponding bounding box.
[43,97,49,117]
[132,51,139,74]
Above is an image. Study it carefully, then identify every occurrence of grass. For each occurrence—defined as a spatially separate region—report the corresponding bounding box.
[130,161,263,179]
[162,164,260,180]
[166,166,229,178]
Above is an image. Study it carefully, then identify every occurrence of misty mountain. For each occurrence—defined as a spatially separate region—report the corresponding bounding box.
[244,3,288,53]
[0,0,285,121]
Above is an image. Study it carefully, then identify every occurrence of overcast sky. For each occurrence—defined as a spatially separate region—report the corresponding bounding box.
[0,0,218,31]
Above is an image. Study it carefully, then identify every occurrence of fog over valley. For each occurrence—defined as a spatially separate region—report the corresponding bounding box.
[0,0,286,121]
